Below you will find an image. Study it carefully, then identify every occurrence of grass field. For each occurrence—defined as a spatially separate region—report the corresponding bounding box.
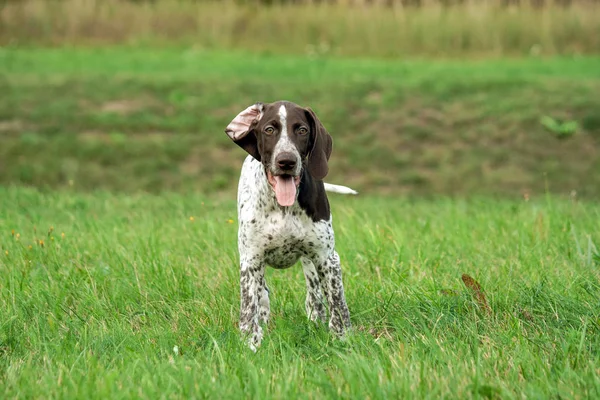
[2,47,600,198]
[1,187,599,398]
[2,1,600,397]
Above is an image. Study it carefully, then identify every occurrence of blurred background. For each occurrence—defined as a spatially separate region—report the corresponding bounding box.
[1,0,599,198]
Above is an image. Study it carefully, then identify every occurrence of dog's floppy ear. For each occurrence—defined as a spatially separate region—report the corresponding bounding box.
[225,103,264,161]
[305,107,333,181]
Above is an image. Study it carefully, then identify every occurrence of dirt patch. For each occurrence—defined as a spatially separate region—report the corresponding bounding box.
[0,120,24,133]
[100,100,148,115]
[180,145,240,176]
[78,131,173,143]
[180,147,204,176]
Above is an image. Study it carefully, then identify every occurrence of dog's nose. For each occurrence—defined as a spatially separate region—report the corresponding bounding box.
[275,153,297,171]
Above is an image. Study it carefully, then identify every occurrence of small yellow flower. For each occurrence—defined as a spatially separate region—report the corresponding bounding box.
[189,216,195,222]
[61,232,65,238]
[28,245,33,250]
[227,219,234,224]
[11,229,15,236]
[16,233,20,240]
[39,239,44,247]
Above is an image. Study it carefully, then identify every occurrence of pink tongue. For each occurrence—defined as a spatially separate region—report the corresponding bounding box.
[274,176,297,206]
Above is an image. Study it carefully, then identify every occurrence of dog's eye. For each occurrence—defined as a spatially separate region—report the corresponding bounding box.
[264,127,275,135]
[297,127,308,135]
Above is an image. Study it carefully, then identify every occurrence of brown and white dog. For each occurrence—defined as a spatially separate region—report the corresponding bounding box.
[225,101,356,351]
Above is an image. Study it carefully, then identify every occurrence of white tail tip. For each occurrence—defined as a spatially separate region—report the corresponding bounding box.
[323,183,358,195]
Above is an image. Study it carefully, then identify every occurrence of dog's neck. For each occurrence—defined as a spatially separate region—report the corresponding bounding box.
[297,167,331,222]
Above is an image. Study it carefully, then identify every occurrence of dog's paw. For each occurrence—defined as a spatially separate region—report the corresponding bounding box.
[241,325,263,352]
[306,298,327,324]
[329,315,351,338]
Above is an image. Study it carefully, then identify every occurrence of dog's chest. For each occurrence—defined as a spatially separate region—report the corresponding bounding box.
[255,209,322,268]
[237,156,333,269]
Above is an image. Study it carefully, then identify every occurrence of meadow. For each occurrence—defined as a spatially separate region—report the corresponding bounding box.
[1,48,600,197]
[2,0,600,58]
[1,188,599,398]
[1,0,600,398]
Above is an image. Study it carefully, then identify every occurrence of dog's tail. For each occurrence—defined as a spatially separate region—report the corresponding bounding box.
[323,183,358,195]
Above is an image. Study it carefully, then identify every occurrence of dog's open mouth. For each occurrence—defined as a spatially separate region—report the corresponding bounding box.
[267,171,301,207]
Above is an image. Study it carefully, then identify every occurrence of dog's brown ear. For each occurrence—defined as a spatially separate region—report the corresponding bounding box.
[305,107,333,181]
[225,103,264,161]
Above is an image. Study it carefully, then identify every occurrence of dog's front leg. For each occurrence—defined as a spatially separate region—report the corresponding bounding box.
[316,251,351,336]
[301,257,327,323]
[239,256,266,352]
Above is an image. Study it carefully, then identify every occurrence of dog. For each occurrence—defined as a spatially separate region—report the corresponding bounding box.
[225,100,356,351]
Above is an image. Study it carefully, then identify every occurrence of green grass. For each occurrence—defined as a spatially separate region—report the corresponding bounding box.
[2,47,600,197]
[1,186,599,398]
[3,2,600,397]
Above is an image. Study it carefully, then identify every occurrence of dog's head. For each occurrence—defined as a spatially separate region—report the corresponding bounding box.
[225,101,332,207]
